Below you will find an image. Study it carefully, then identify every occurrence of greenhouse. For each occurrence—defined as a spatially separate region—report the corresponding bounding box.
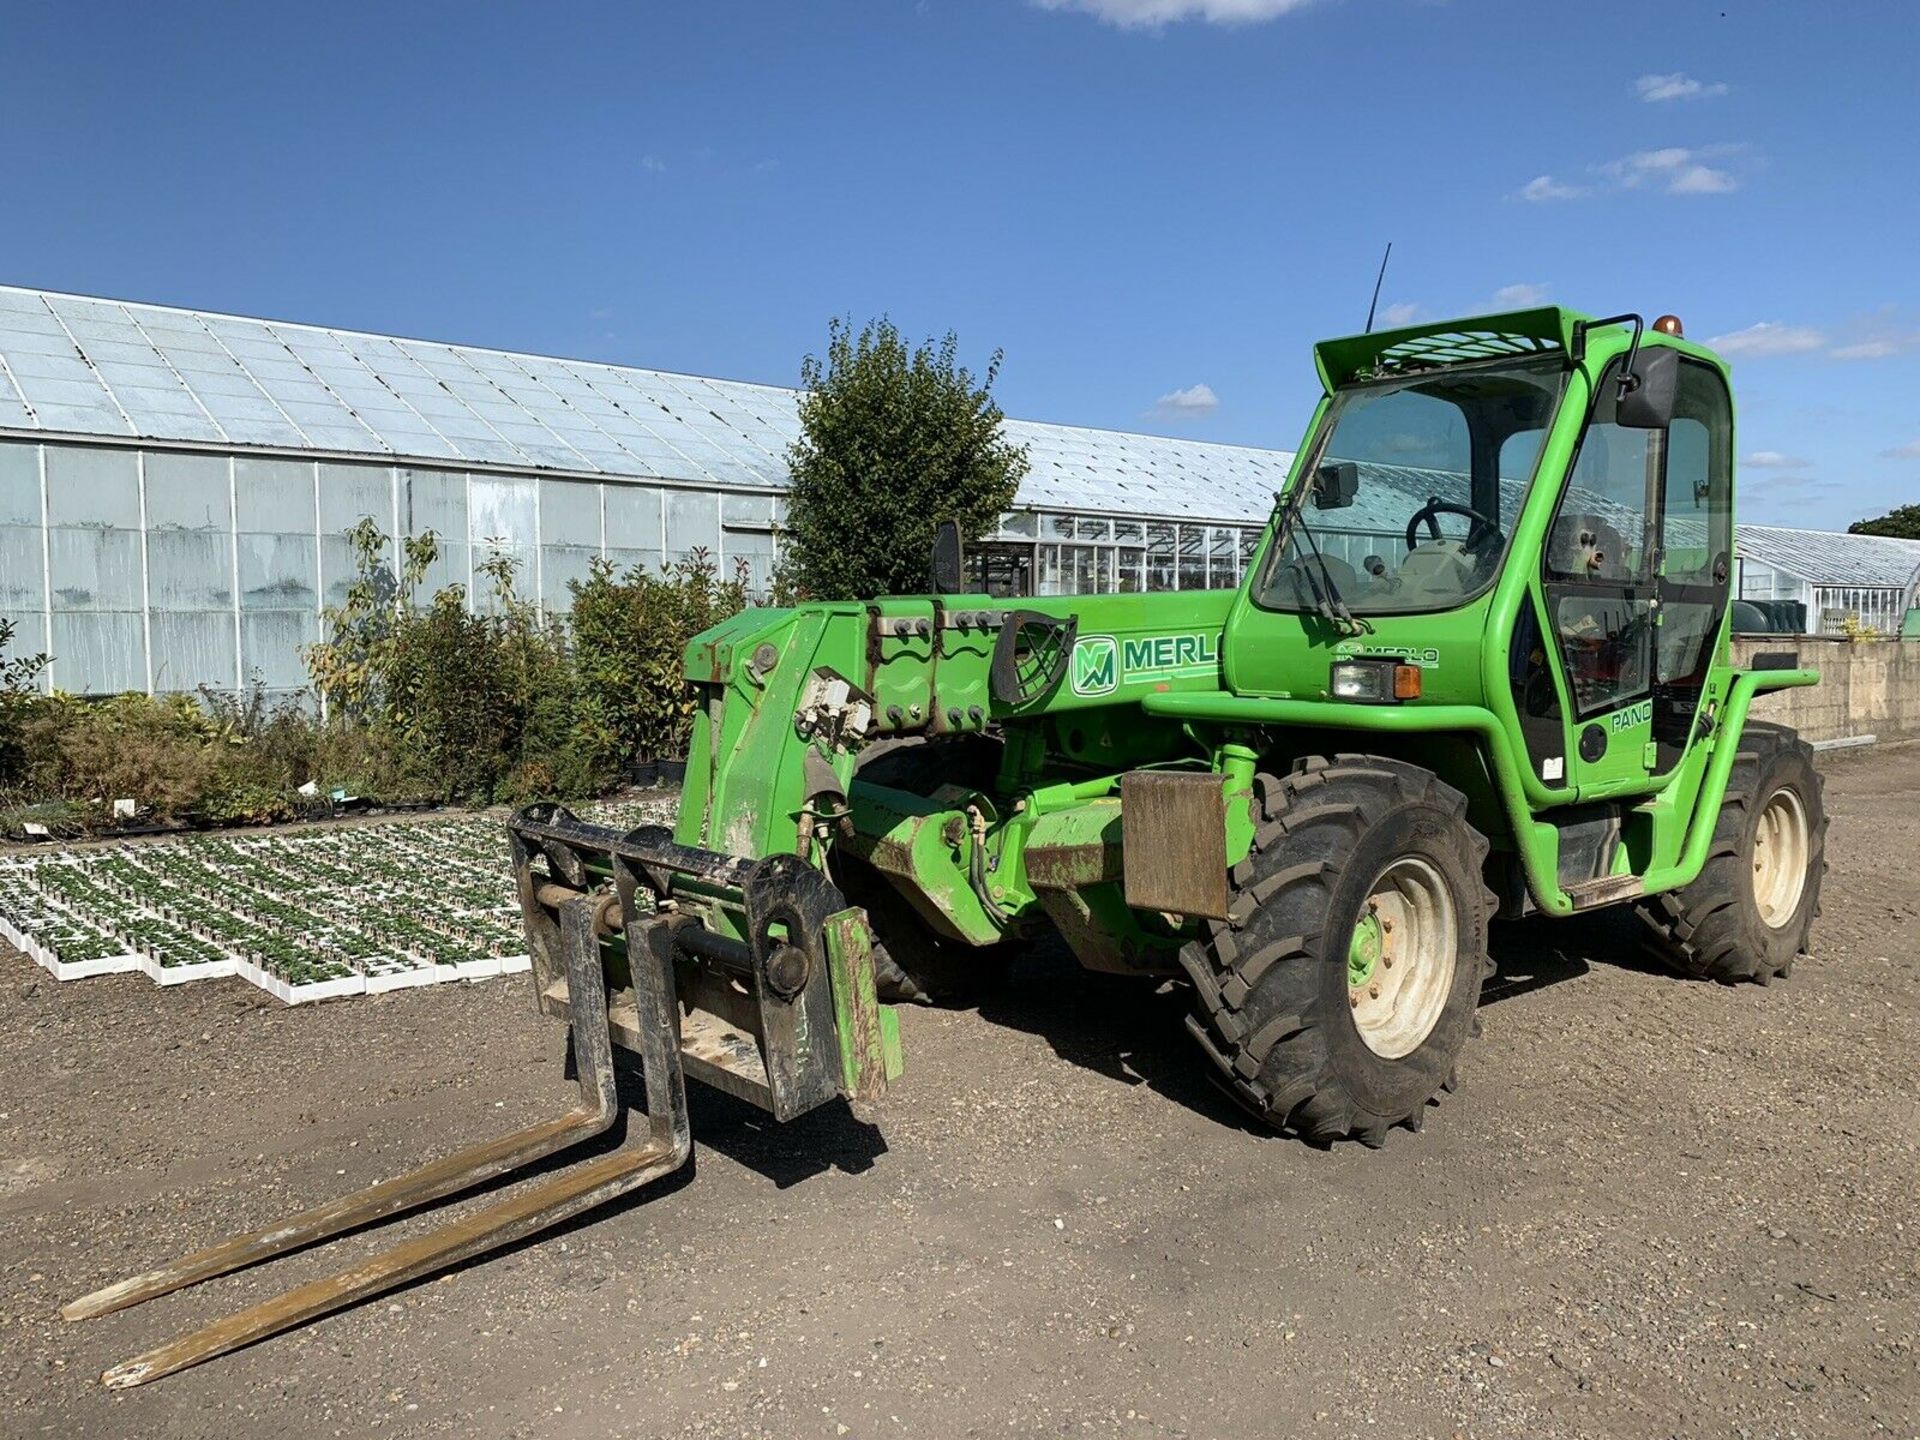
[0,285,1285,698]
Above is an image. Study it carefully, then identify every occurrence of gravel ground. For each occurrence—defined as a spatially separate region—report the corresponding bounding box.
[4,745,1916,1439]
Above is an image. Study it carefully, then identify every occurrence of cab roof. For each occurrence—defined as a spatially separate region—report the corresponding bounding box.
[1315,306,1726,391]
[1314,307,1589,390]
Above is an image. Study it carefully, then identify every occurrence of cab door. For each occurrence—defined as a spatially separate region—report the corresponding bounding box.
[1647,359,1734,773]
[1526,351,1734,794]
[1538,354,1663,792]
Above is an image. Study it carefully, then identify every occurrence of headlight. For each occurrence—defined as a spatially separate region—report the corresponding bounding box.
[1329,659,1422,703]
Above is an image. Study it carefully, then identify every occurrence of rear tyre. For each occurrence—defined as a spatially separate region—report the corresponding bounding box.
[1179,756,1496,1146]
[1637,722,1826,984]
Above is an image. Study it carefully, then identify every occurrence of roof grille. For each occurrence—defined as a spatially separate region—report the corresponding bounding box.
[1362,328,1562,378]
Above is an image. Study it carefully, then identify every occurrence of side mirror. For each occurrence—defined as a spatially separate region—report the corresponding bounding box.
[1616,345,1679,429]
[930,518,966,594]
[1311,460,1360,510]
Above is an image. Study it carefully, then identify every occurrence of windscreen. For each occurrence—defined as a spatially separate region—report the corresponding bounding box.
[1255,356,1567,616]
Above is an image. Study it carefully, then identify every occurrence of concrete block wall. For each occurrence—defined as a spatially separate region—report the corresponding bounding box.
[1735,636,1920,745]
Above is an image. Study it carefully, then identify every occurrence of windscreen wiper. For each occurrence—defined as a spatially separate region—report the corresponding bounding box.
[1269,474,1369,636]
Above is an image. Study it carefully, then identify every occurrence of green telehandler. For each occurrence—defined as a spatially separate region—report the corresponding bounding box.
[66,306,1825,1386]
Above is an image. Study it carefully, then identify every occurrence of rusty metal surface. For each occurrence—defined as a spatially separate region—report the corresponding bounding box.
[1119,770,1230,922]
[1023,839,1125,890]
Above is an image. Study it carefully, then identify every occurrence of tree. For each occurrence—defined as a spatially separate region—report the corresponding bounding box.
[1849,505,1920,540]
[781,316,1028,599]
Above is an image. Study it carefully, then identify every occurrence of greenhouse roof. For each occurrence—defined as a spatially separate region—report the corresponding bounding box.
[1736,524,1920,589]
[0,285,1292,524]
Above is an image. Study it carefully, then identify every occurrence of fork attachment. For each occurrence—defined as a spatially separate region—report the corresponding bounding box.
[62,809,900,1388]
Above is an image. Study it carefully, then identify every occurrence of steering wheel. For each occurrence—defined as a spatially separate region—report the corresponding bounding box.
[1405,498,1500,553]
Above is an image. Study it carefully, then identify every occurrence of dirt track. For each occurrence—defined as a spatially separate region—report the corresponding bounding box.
[4,745,1917,1438]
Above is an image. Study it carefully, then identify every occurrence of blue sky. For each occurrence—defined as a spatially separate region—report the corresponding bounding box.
[4,0,1914,528]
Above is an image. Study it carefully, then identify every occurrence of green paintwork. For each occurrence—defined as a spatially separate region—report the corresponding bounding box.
[663,304,1819,1021]
[1348,909,1383,988]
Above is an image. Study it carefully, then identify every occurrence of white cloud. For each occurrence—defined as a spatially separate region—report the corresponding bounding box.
[1149,382,1220,418]
[1880,441,1920,459]
[1706,321,1827,358]
[1518,174,1584,202]
[640,155,667,173]
[1743,451,1811,469]
[1032,0,1313,26]
[1603,146,1741,195]
[1635,72,1729,103]
[1492,283,1550,308]
[1669,163,1738,194]
[1377,302,1421,327]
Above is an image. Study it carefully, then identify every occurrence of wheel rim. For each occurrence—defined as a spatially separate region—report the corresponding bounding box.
[1751,786,1810,928]
[1347,856,1458,1060]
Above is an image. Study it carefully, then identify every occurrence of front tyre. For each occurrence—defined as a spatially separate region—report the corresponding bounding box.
[1179,756,1495,1147]
[1638,722,1827,984]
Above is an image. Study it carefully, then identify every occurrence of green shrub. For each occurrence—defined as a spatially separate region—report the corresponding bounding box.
[23,692,226,821]
[0,616,49,788]
[781,316,1027,600]
[567,549,747,776]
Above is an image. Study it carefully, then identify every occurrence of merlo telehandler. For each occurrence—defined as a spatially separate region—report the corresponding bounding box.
[65,306,1825,1386]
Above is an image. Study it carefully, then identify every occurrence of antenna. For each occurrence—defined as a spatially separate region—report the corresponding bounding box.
[1363,242,1393,333]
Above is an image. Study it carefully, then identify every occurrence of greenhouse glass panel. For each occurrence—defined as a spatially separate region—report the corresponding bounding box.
[150,611,236,692]
[144,451,231,531]
[51,611,145,694]
[0,439,41,525]
[45,446,139,526]
[539,480,604,548]
[1146,523,1176,592]
[0,527,44,609]
[1210,528,1240,586]
[399,468,466,550]
[540,544,599,612]
[235,458,314,531]
[318,462,396,535]
[603,546,665,580]
[47,527,142,611]
[665,488,721,561]
[1078,517,1111,542]
[723,526,777,597]
[999,511,1037,538]
[0,611,46,672]
[1178,526,1207,590]
[605,484,664,552]
[1072,546,1098,592]
[720,492,773,526]
[1035,545,1063,596]
[468,474,536,550]
[237,531,318,613]
[240,610,317,691]
[148,529,234,611]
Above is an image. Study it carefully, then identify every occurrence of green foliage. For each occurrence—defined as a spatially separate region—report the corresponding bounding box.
[1849,505,1920,540]
[304,526,749,806]
[21,692,227,821]
[568,550,747,774]
[0,616,50,787]
[782,316,1027,600]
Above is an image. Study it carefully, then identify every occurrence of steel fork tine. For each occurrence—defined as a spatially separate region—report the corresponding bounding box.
[63,899,619,1322]
[90,899,690,1389]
